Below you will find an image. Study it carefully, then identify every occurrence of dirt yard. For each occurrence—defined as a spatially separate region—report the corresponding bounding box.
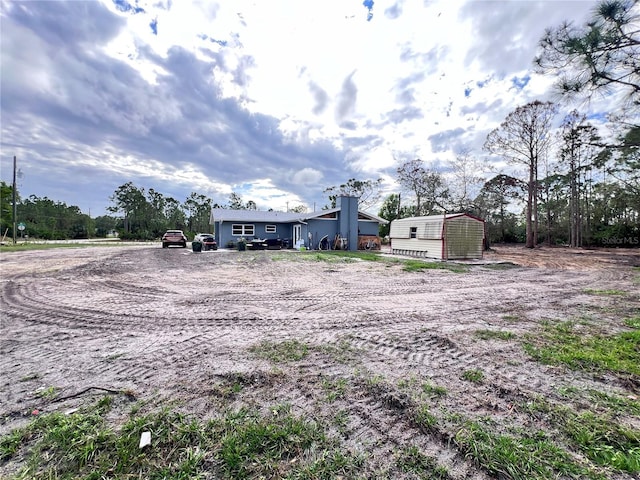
[1,244,639,478]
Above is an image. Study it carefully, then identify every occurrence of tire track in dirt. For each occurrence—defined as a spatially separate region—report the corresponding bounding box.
[289,356,489,479]
[2,245,638,478]
[347,332,476,370]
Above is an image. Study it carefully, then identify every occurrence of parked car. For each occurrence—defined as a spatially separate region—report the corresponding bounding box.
[162,230,187,248]
[193,233,218,251]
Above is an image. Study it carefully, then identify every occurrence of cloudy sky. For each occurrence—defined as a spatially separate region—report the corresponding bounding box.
[1,0,609,216]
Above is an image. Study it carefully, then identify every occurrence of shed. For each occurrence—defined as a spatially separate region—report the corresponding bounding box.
[389,213,484,260]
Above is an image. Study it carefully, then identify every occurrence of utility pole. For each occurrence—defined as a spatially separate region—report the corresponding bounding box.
[12,156,17,245]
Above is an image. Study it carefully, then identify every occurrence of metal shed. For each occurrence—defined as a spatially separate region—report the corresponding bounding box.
[389,213,485,260]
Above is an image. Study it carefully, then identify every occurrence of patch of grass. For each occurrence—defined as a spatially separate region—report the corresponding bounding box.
[624,316,640,329]
[332,409,350,434]
[502,314,523,322]
[216,405,323,478]
[19,373,40,382]
[587,390,640,416]
[583,288,627,296]
[524,321,640,376]
[560,410,640,472]
[0,428,29,461]
[249,339,309,363]
[395,445,450,479]
[481,262,519,270]
[453,421,596,479]
[421,382,447,398]
[321,377,348,402]
[305,251,383,264]
[523,396,640,474]
[474,329,515,341]
[402,259,468,273]
[461,369,485,384]
[0,241,145,253]
[364,373,385,387]
[35,386,57,399]
[397,375,419,390]
[318,250,383,262]
[318,340,360,364]
[2,398,365,480]
[413,404,438,431]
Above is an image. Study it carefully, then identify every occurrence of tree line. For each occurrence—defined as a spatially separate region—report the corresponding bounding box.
[377,0,639,248]
[1,1,637,247]
[0,181,273,241]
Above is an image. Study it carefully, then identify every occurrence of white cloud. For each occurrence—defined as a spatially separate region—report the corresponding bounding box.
[2,0,625,217]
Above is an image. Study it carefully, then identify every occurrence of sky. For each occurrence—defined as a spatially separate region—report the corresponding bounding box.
[0,0,615,217]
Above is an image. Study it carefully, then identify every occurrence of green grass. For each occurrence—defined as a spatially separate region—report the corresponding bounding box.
[587,390,640,416]
[523,396,640,473]
[395,446,450,479]
[524,321,640,376]
[0,241,146,253]
[321,377,349,402]
[461,369,485,383]
[308,250,383,262]
[35,386,57,399]
[453,421,597,479]
[248,339,309,363]
[480,262,520,270]
[412,404,438,431]
[318,339,361,364]
[559,410,640,472]
[474,329,515,341]
[421,382,447,398]
[583,288,627,296]
[292,250,469,273]
[624,316,640,329]
[402,259,468,273]
[0,398,365,480]
[19,373,40,382]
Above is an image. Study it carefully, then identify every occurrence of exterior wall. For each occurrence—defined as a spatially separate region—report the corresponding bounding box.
[357,219,380,236]
[445,217,484,259]
[337,196,359,251]
[215,221,295,248]
[391,238,443,258]
[306,218,338,249]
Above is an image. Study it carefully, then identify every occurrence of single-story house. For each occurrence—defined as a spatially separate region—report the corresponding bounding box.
[209,196,388,251]
[389,213,485,260]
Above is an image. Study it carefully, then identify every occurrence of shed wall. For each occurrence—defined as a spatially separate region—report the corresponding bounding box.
[445,217,484,259]
[391,238,443,259]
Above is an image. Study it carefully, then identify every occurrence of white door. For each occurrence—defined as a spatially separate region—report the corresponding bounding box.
[293,224,302,246]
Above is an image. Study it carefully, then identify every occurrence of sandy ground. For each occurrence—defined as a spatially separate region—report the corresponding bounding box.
[1,244,639,478]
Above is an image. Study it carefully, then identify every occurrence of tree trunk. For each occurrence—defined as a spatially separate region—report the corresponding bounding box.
[526,167,535,248]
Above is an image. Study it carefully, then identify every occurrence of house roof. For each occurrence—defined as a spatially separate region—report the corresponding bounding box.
[210,209,303,223]
[391,213,483,223]
[210,208,388,224]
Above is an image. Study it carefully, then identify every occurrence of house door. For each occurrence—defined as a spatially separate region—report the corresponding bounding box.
[293,224,302,247]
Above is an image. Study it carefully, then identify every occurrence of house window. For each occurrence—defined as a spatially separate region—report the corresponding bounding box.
[265,225,277,234]
[232,224,255,236]
[410,227,417,239]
